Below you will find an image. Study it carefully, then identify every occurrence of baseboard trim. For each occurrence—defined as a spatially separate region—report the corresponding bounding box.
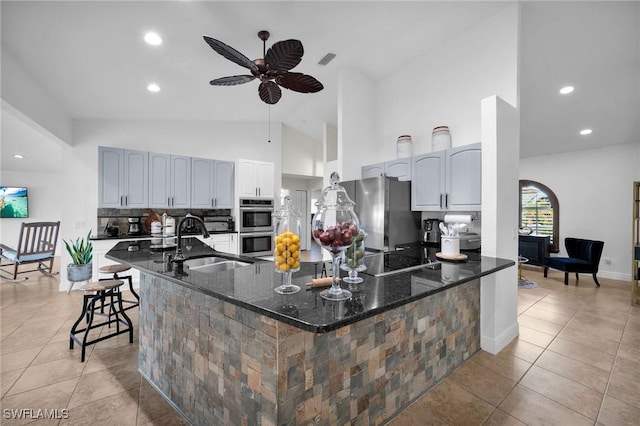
[481,321,519,355]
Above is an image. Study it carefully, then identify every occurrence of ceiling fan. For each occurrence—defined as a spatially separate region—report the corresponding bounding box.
[203,30,324,105]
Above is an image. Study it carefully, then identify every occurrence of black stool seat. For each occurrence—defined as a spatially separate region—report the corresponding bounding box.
[69,279,133,362]
[99,263,138,310]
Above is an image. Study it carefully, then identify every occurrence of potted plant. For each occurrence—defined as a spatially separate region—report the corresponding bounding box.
[64,230,93,283]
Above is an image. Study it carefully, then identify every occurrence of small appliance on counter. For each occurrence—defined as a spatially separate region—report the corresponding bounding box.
[423,218,443,245]
[127,217,142,235]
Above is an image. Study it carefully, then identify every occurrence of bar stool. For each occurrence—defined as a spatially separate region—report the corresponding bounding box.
[99,264,138,310]
[69,279,134,362]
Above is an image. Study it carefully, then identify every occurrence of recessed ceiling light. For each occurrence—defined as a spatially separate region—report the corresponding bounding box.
[559,86,574,95]
[13,154,24,159]
[147,83,161,92]
[579,129,592,135]
[144,32,162,46]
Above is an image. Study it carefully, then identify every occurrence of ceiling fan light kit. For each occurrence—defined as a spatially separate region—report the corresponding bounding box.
[203,30,324,105]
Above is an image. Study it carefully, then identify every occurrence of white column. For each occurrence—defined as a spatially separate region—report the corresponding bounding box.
[480,95,520,354]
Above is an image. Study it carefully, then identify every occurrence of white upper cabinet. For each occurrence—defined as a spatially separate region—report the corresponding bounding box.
[98,147,148,208]
[412,143,481,211]
[192,158,234,209]
[149,153,191,209]
[238,159,274,199]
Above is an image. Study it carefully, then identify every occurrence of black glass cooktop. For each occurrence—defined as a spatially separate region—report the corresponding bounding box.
[361,246,440,277]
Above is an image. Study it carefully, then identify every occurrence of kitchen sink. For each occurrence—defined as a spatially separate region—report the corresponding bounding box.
[184,256,251,273]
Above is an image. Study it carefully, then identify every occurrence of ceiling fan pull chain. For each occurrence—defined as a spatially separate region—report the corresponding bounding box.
[268,105,271,143]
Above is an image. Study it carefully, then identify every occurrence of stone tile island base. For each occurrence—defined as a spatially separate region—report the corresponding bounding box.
[138,273,480,425]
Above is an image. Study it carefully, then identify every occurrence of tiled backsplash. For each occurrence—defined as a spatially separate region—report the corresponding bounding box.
[97,208,232,235]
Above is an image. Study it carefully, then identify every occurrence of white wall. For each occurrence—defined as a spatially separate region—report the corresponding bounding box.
[337,68,376,182]
[0,170,64,256]
[281,124,323,178]
[520,142,640,281]
[375,4,519,160]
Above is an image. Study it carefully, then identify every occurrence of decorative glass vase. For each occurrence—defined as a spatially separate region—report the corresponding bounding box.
[341,230,367,283]
[273,195,302,294]
[312,172,360,301]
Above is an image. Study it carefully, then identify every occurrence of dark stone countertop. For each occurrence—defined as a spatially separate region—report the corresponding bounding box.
[106,239,514,333]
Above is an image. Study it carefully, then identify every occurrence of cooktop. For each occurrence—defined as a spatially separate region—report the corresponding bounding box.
[360,247,440,278]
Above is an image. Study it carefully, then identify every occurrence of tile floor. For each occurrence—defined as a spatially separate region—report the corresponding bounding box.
[1,260,638,425]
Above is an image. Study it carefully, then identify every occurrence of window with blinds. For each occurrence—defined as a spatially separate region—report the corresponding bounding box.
[519,180,559,253]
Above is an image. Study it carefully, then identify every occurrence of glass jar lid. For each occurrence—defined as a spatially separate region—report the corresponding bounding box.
[317,172,356,209]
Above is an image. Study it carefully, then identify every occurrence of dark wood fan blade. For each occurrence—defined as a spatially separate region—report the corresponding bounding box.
[203,36,258,72]
[209,75,256,86]
[265,39,303,72]
[276,72,324,93]
[258,81,282,104]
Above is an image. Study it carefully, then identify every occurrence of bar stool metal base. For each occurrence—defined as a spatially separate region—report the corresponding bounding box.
[99,264,139,311]
[69,279,133,362]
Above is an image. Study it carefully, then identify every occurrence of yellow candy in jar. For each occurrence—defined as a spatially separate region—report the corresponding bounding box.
[274,230,301,271]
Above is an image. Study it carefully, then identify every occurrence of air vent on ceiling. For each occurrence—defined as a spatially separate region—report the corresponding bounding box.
[318,53,336,66]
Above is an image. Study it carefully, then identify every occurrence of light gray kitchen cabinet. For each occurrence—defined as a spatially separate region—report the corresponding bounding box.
[361,162,385,179]
[361,159,411,180]
[238,159,274,199]
[192,158,234,209]
[412,143,481,211]
[149,153,191,209]
[384,159,412,180]
[98,146,148,208]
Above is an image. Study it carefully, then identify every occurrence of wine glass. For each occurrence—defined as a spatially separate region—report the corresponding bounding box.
[273,195,302,294]
[341,229,367,284]
[312,172,360,301]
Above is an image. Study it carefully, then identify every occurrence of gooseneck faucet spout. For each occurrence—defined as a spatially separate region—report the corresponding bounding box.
[174,214,210,262]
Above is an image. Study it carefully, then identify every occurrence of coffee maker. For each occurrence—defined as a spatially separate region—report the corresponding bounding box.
[127,217,141,235]
[423,218,443,245]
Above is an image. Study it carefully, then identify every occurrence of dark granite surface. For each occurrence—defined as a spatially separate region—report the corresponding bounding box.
[106,238,514,333]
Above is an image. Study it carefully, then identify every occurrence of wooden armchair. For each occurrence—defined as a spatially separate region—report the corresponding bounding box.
[0,221,60,282]
[543,237,604,287]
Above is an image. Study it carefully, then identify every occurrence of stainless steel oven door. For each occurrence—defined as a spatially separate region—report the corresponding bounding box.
[239,207,273,233]
[239,231,274,257]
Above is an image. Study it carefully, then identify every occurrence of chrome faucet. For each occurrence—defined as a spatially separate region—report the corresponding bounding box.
[174,214,210,262]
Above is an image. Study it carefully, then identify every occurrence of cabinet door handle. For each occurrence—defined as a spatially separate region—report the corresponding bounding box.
[168,197,171,207]
[439,193,443,209]
[445,193,449,209]
[214,198,217,207]
[125,195,128,206]
[120,195,124,206]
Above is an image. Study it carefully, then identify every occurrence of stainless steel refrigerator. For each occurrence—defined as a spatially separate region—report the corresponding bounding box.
[342,176,422,251]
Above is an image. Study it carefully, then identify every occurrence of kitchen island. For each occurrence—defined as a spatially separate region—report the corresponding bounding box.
[107,239,513,425]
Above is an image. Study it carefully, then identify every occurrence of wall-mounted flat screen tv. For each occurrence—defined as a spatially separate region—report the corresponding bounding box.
[0,186,29,218]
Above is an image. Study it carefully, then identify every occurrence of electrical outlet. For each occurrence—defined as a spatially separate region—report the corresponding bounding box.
[604,257,612,265]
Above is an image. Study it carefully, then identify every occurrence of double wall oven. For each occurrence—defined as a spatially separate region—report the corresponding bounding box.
[239,198,274,257]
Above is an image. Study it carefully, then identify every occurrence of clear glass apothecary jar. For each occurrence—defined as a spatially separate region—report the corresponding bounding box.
[312,172,360,301]
[273,195,302,294]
